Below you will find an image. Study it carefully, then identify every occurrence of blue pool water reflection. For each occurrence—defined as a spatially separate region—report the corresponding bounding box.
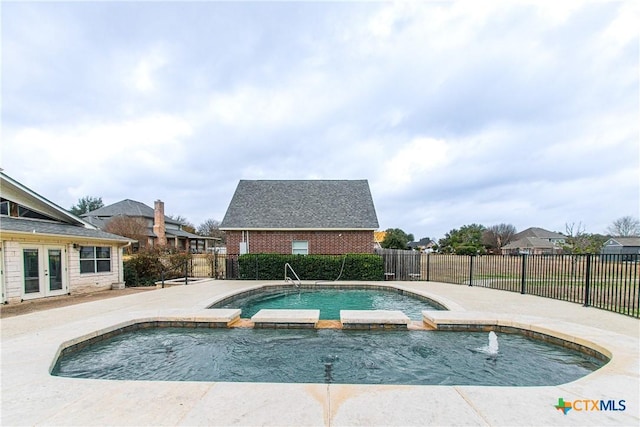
[211,287,444,319]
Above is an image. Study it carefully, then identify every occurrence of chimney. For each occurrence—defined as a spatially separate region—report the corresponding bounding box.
[153,200,167,246]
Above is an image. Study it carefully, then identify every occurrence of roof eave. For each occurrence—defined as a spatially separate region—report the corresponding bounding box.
[1,172,98,229]
[1,229,135,246]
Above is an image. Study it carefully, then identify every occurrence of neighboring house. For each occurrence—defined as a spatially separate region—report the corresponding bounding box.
[601,237,640,260]
[408,237,435,253]
[220,180,379,256]
[0,171,134,304]
[82,199,212,253]
[501,227,566,255]
[501,237,563,255]
[513,227,567,245]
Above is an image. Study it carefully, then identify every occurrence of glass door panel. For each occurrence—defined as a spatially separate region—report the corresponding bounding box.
[23,248,41,294]
[48,249,63,291]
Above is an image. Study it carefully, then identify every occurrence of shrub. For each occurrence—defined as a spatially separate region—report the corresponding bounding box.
[238,253,384,281]
[124,248,164,287]
[165,251,193,277]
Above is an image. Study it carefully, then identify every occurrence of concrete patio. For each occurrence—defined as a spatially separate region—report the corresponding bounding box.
[1,280,638,426]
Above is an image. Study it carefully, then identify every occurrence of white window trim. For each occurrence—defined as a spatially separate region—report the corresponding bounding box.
[292,240,308,255]
[79,246,112,274]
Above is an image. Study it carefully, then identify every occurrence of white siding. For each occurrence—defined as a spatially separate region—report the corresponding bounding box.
[2,238,122,303]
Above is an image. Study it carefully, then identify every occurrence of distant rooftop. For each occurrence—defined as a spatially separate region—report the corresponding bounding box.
[82,199,181,225]
[514,227,565,240]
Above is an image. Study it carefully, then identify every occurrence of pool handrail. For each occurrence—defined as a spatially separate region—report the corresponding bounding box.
[284,263,301,287]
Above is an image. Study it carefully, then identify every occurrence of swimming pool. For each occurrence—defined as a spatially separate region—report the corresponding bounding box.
[209,286,445,320]
[52,327,605,386]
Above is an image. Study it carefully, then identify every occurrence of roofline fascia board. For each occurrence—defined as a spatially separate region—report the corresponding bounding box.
[1,172,98,230]
[0,230,135,246]
[220,229,379,232]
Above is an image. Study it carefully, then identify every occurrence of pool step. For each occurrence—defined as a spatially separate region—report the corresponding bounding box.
[251,309,320,329]
[229,309,423,330]
[340,310,411,330]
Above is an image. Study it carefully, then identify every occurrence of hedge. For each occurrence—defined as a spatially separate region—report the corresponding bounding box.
[238,253,384,281]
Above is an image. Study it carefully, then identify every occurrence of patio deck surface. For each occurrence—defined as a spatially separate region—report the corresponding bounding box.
[1,280,638,426]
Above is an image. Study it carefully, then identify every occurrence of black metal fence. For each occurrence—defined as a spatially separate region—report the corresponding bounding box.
[163,252,639,318]
[386,252,639,318]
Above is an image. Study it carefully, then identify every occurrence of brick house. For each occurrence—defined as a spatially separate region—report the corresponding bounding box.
[0,171,133,303]
[220,180,379,256]
[82,199,212,253]
[501,227,566,255]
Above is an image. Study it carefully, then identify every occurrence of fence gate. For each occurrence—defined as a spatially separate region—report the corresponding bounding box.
[375,248,421,280]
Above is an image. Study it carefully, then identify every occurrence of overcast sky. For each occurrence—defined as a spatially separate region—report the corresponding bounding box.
[2,1,638,241]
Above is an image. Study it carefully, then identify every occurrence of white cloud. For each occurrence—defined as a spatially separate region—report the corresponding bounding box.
[2,1,637,239]
[380,137,449,193]
[4,114,193,203]
[132,47,169,92]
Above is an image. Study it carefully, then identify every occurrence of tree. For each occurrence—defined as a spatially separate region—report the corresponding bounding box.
[197,219,226,242]
[583,234,609,254]
[607,216,640,237]
[438,224,487,255]
[381,228,414,250]
[104,216,148,253]
[563,222,608,254]
[70,196,103,216]
[565,221,586,239]
[482,223,517,253]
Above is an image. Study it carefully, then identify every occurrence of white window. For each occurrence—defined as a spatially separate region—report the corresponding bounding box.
[292,240,308,255]
[80,246,111,273]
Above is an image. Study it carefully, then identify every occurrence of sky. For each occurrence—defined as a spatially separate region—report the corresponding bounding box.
[2,1,638,241]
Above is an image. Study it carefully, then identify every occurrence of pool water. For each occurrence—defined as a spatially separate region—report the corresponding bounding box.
[52,328,605,386]
[212,288,444,320]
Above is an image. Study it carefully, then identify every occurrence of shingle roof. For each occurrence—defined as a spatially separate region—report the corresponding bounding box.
[513,227,565,240]
[605,237,640,246]
[501,237,559,250]
[0,216,134,243]
[82,199,181,225]
[1,171,95,228]
[166,228,207,239]
[220,180,379,229]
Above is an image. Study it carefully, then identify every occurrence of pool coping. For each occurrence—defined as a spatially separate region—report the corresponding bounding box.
[2,280,638,426]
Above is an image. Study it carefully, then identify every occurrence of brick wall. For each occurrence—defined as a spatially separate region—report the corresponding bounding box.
[226,230,375,255]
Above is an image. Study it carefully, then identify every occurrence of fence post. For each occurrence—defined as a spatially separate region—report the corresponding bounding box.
[468,255,474,286]
[583,254,592,307]
[520,253,527,294]
[184,259,188,285]
[255,254,259,280]
[426,253,430,282]
[161,270,165,288]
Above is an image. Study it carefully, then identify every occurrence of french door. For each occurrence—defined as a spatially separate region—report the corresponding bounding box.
[22,245,67,299]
